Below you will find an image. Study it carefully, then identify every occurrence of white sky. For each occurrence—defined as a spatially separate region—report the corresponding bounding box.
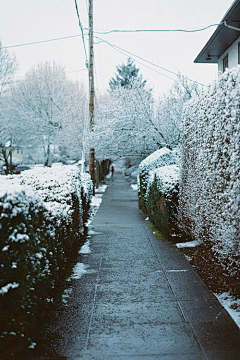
[0,0,234,97]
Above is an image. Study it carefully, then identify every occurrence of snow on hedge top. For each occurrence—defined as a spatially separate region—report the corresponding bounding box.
[0,179,42,223]
[139,147,179,174]
[0,165,92,221]
[147,164,179,195]
[139,147,179,197]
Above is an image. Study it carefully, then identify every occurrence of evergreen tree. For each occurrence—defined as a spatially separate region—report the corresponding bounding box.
[109,57,146,90]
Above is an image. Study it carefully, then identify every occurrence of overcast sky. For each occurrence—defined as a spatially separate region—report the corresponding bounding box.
[0,0,234,97]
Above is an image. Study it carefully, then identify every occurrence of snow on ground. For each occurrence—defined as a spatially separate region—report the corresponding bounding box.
[0,282,19,295]
[86,184,108,227]
[97,184,108,193]
[71,263,88,279]
[131,184,138,191]
[79,240,91,254]
[91,196,102,207]
[176,240,201,248]
[215,292,240,328]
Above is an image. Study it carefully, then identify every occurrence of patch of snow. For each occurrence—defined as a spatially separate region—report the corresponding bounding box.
[71,262,88,279]
[62,287,73,304]
[91,196,102,207]
[79,240,91,254]
[0,282,19,295]
[28,342,37,349]
[215,292,240,328]
[176,240,201,248]
[166,269,188,272]
[97,184,108,193]
[131,184,138,191]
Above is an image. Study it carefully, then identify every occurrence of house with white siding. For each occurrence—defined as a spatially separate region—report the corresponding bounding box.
[195,0,240,73]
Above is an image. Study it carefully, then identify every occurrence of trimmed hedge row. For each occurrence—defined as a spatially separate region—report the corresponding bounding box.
[146,165,181,239]
[0,166,92,353]
[138,149,182,239]
[138,147,178,212]
[179,67,240,276]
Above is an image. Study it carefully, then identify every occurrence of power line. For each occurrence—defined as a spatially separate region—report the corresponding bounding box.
[101,38,176,82]
[74,0,88,68]
[67,68,87,73]
[90,23,223,35]
[94,36,206,86]
[1,22,224,50]
[2,34,82,49]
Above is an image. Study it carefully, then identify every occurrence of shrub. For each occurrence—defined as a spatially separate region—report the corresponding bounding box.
[179,66,240,276]
[138,147,179,212]
[0,166,92,352]
[146,165,181,239]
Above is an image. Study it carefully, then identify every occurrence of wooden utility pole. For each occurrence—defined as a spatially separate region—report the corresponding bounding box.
[88,0,95,194]
[88,0,94,130]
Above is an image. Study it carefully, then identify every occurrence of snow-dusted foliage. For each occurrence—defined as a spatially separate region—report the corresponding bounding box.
[179,67,240,274]
[138,148,180,238]
[138,147,179,209]
[0,165,92,347]
[155,74,201,149]
[146,164,180,238]
[87,81,165,161]
[1,62,87,168]
[147,164,179,196]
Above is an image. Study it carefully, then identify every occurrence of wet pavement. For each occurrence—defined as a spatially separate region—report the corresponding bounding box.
[36,171,240,360]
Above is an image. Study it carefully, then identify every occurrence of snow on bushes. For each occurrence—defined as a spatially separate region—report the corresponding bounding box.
[146,165,181,238]
[138,148,181,238]
[179,66,240,275]
[138,147,179,211]
[0,165,92,349]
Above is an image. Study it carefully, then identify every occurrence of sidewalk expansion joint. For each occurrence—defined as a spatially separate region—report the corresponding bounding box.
[84,256,103,352]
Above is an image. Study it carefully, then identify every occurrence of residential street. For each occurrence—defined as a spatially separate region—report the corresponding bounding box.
[35,171,240,360]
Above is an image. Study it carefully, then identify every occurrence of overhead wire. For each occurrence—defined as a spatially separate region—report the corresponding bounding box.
[1,34,82,49]
[74,0,88,68]
[91,22,223,35]
[1,21,223,50]
[94,36,206,86]
[94,36,177,81]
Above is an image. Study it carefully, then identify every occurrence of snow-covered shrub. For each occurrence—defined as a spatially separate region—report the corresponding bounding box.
[179,67,240,275]
[125,165,139,184]
[147,165,181,238]
[0,165,92,349]
[138,147,179,211]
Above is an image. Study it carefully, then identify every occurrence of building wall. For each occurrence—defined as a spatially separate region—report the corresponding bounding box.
[218,36,240,72]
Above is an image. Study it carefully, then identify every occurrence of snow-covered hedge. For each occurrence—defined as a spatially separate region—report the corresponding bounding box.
[0,165,92,350]
[138,147,179,211]
[179,67,240,275]
[138,148,181,238]
[146,165,181,238]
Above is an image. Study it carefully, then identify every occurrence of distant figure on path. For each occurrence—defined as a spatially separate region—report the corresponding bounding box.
[111,164,114,177]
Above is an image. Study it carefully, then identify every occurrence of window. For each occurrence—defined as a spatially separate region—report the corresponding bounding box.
[223,55,228,72]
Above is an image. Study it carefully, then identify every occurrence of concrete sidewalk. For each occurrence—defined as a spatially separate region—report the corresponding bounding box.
[37,171,240,360]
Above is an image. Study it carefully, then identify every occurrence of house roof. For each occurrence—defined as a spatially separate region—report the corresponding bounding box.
[194,0,240,63]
